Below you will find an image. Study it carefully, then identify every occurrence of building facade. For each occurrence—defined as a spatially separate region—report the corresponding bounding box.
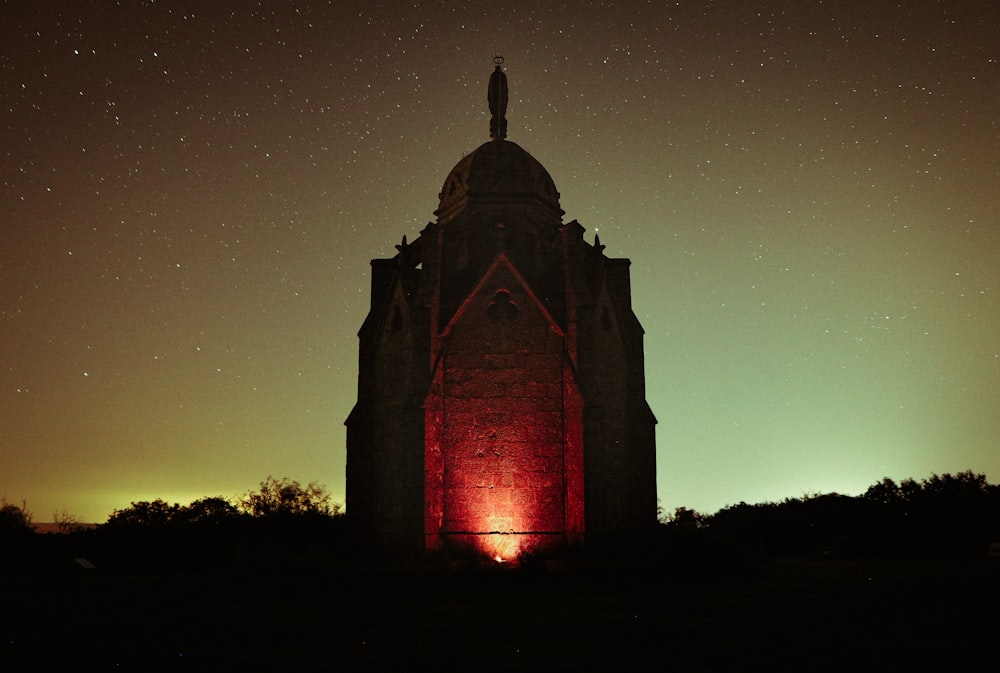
[346,63,657,559]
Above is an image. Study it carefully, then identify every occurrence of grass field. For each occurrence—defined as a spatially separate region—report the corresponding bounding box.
[3,555,996,671]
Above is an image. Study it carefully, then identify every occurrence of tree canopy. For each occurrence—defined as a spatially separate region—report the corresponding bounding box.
[663,471,1000,559]
[103,477,342,529]
[238,476,340,518]
[0,498,33,536]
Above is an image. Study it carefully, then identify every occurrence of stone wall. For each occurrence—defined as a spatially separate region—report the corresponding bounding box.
[428,260,582,558]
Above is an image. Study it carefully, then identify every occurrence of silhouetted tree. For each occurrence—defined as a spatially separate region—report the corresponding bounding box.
[175,496,242,526]
[905,471,999,555]
[0,499,36,570]
[862,477,902,505]
[239,476,339,518]
[703,472,1000,558]
[665,506,708,530]
[76,480,348,571]
[106,499,180,528]
[52,508,85,534]
[900,477,923,500]
[0,498,33,534]
[920,470,992,500]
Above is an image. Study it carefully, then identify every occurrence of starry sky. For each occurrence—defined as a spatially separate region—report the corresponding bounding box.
[2,1,998,523]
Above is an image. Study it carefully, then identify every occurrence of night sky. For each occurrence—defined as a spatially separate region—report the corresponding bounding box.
[3,1,998,523]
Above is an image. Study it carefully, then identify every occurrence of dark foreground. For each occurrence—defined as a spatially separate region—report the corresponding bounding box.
[3,556,997,671]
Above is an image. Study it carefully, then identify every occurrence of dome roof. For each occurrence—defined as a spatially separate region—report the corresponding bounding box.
[436,140,562,222]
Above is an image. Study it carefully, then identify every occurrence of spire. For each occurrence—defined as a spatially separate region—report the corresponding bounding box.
[488,56,508,141]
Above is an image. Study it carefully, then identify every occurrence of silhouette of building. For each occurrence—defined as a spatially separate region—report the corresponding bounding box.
[346,61,657,559]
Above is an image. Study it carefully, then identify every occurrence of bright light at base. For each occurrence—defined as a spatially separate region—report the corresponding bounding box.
[484,532,522,562]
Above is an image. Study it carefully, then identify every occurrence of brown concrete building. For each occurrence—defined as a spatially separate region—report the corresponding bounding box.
[346,62,657,559]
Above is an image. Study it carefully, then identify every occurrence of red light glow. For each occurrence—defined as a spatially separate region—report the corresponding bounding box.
[424,257,585,560]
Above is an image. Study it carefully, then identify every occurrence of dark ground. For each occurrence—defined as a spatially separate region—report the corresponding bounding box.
[2,555,997,671]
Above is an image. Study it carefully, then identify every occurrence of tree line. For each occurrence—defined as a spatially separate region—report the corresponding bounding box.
[661,470,1000,560]
[1,477,347,572]
[103,475,340,527]
[4,471,999,571]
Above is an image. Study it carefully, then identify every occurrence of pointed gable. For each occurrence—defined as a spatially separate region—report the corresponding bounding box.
[441,253,565,343]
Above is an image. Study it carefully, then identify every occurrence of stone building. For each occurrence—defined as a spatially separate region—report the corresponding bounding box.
[346,62,657,559]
